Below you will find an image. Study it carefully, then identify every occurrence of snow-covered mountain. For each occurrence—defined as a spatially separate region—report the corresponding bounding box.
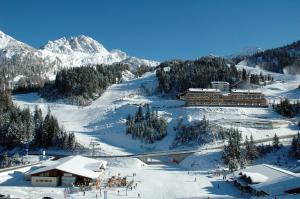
[0,30,42,67]
[0,30,159,81]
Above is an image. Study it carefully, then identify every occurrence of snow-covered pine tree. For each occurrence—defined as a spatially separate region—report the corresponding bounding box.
[135,105,144,122]
[290,132,300,158]
[272,133,280,149]
[67,132,76,150]
[245,135,258,163]
[125,104,167,143]
[228,158,239,172]
[239,149,247,169]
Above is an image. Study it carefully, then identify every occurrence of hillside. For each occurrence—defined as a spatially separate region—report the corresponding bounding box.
[156,57,239,94]
[12,67,300,154]
[239,40,300,74]
[8,63,300,199]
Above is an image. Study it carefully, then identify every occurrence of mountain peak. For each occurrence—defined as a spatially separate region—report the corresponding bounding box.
[0,30,13,49]
[0,30,33,50]
[0,31,159,81]
[42,35,109,55]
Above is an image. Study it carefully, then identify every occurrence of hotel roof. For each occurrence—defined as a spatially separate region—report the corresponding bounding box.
[231,89,262,93]
[188,88,220,92]
[211,81,230,85]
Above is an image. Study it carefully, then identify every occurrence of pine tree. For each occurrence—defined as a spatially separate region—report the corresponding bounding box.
[296,132,300,158]
[126,114,132,126]
[222,128,243,167]
[290,132,300,158]
[228,158,239,172]
[239,149,247,169]
[135,106,144,122]
[43,108,52,147]
[145,104,151,121]
[0,91,76,149]
[245,135,258,162]
[21,108,33,144]
[33,106,44,147]
[242,68,248,81]
[125,104,167,143]
[67,132,76,150]
[272,133,280,149]
[12,153,20,165]
[1,152,9,167]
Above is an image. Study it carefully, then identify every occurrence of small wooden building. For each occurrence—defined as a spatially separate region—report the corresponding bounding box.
[27,155,107,186]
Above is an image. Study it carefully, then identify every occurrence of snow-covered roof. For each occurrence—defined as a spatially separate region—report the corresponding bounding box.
[231,89,262,94]
[29,155,107,179]
[240,172,268,183]
[211,81,230,85]
[188,88,220,92]
[234,164,300,195]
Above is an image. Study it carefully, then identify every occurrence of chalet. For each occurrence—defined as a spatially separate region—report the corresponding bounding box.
[233,164,300,197]
[26,155,107,187]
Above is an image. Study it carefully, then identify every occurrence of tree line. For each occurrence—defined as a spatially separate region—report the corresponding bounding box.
[172,116,231,147]
[125,104,168,144]
[40,63,129,105]
[171,116,255,148]
[273,98,300,117]
[249,71,273,85]
[223,130,281,171]
[133,65,154,77]
[156,57,240,94]
[0,53,53,84]
[0,152,22,168]
[155,57,271,94]
[0,90,77,149]
[243,40,300,74]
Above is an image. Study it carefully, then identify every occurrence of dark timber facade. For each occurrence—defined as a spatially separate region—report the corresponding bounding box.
[180,88,267,107]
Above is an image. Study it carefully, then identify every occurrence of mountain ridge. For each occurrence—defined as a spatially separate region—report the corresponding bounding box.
[0,30,159,82]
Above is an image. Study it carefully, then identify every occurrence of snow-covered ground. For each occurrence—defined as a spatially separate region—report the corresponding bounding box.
[0,158,243,199]
[236,61,300,102]
[0,155,298,199]
[7,66,300,199]
[13,69,300,155]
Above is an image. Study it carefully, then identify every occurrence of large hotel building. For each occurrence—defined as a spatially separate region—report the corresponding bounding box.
[180,82,267,107]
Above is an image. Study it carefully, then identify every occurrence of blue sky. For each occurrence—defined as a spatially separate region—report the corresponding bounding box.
[1,0,300,61]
